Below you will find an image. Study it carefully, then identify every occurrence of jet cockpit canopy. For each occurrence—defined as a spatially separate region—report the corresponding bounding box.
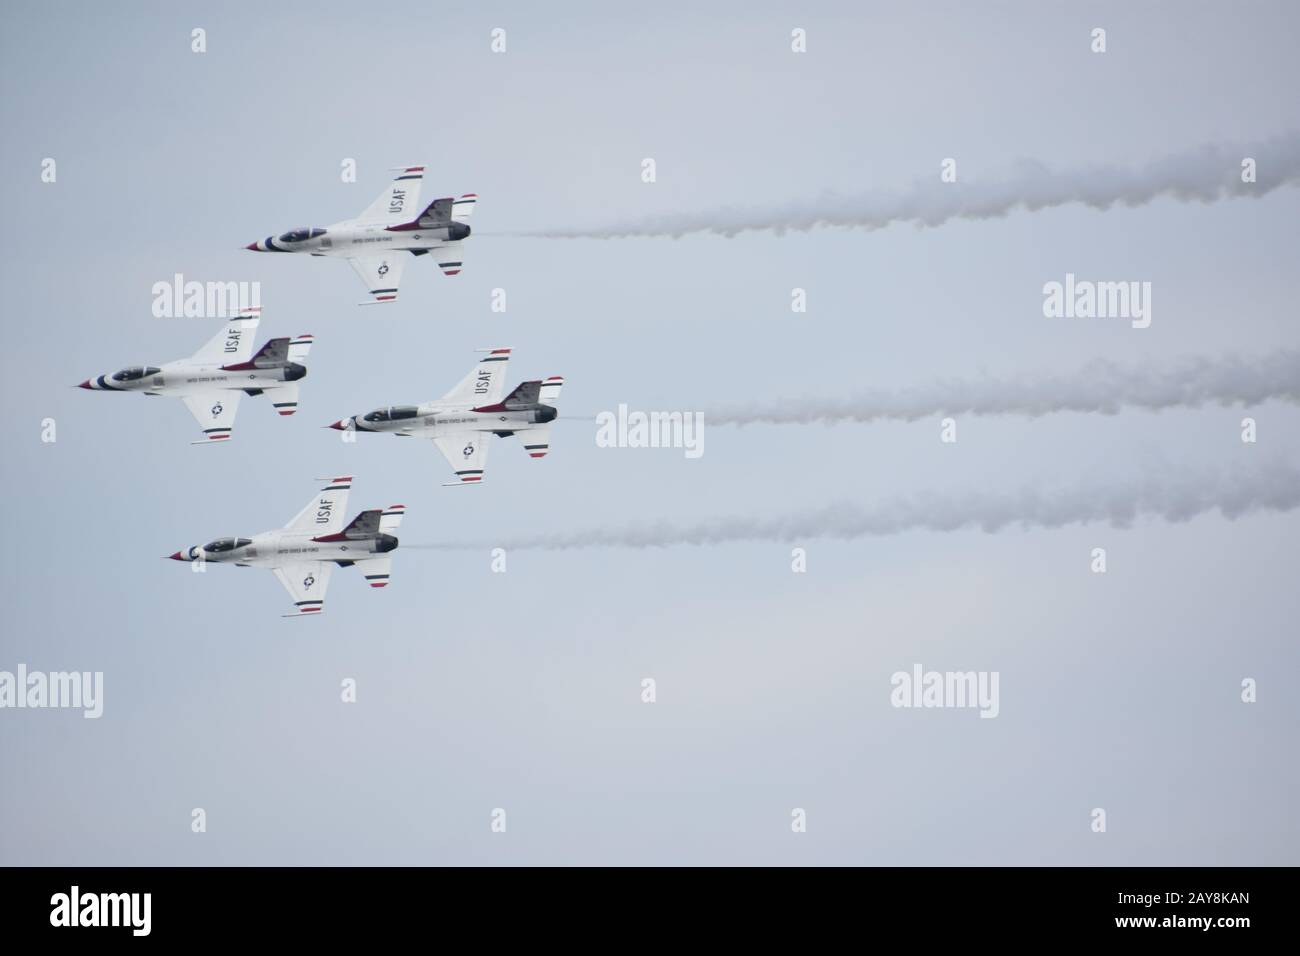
[277,227,327,243]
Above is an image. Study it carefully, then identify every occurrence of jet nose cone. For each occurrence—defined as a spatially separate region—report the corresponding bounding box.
[77,380,93,389]
[245,242,259,251]
[166,551,186,561]
[327,420,347,430]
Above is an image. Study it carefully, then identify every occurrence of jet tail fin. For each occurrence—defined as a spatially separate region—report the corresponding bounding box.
[502,380,541,407]
[501,376,562,409]
[409,193,478,228]
[248,337,290,367]
[336,504,405,539]
[338,509,381,538]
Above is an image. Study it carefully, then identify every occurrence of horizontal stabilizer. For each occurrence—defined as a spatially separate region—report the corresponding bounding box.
[357,556,392,588]
[436,241,464,276]
[539,376,564,404]
[451,194,477,221]
[288,334,314,363]
[379,505,406,534]
[271,383,299,417]
[521,424,552,459]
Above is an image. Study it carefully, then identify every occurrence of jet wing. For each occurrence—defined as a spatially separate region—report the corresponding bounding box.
[273,560,332,616]
[189,310,261,364]
[284,476,353,534]
[357,166,424,224]
[182,390,241,443]
[349,254,406,304]
[439,349,511,405]
[433,433,490,485]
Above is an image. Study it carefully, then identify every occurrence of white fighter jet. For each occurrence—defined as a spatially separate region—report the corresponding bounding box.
[77,308,313,444]
[327,348,563,485]
[244,165,476,304]
[167,476,405,617]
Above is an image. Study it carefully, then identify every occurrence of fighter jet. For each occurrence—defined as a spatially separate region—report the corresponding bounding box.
[77,308,313,444]
[244,165,476,304]
[327,348,563,486]
[167,476,405,616]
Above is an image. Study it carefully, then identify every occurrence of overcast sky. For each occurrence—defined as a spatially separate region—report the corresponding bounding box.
[1,0,1297,865]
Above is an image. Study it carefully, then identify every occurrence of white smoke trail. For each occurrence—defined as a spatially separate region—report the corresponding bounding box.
[705,351,1300,425]
[412,460,1300,551]
[503,132,1300,239]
